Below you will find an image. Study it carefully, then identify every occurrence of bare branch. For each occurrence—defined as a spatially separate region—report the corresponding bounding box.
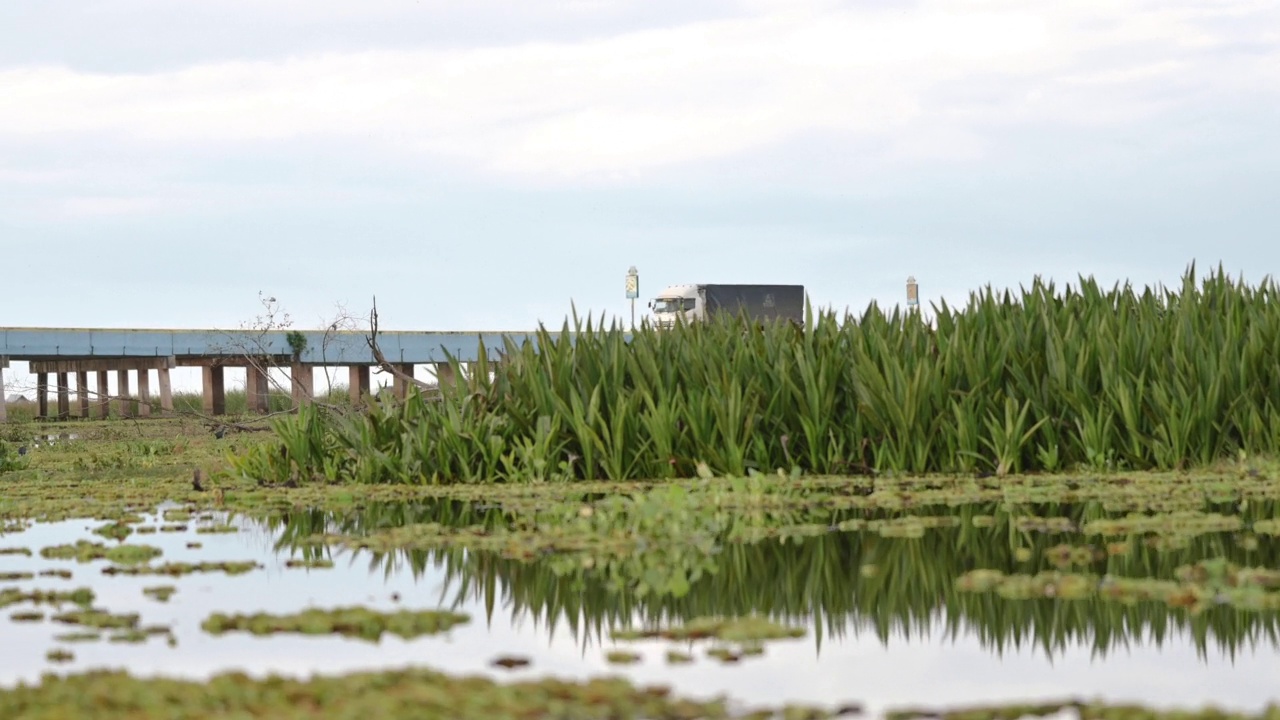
[365,296,441,400]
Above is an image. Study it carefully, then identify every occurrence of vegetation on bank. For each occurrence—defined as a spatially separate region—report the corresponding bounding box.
[228,266,1280,485]
[1,387,355,425]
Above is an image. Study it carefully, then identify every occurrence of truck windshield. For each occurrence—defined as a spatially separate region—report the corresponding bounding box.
[652,298,695,313]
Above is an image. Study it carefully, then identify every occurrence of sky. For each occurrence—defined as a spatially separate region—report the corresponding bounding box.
[3,0,1280,395]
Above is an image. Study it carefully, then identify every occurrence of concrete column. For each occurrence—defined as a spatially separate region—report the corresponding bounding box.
[56,372,70,420]
[158,367,174,414]
[116,369,132,418]
[348,365,370,405]
[37,373,48,419]
[137,368,152,417]
[393,363,415,399]
[97,371,110,419]
[246,365,270,414]
[76,371,90,418]
[203,366,225,416]
[0,359,6,424]
[434,362,456,390]
[291,362,313,407]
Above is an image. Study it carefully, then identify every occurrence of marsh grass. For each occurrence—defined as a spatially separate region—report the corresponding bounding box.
[2,386,354,426]
[232,265,1280,484]
[171,387,354,415]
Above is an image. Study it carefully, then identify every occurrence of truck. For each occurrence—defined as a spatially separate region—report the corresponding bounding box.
[648,284,806,329]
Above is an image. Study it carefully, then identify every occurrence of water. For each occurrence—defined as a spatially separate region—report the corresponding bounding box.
[2,503,1279,716]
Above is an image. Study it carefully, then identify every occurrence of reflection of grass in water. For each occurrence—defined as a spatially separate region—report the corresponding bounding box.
[264,488,1280,662]
[612,615,806,643]
[284,558,334,569]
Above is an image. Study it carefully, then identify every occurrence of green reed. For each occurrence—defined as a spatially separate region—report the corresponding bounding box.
[229,264,1280,484]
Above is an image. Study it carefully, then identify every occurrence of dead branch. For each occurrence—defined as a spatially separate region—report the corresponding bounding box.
[365,296,442,400]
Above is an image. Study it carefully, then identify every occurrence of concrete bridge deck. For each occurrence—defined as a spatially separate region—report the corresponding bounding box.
[0,326,576,422]
[0,327,548,364]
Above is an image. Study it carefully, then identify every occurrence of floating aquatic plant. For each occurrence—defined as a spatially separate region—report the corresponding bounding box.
[0,588,94,610]
[604,650,641,665]
[490,656,530,670]
[0,667,863,719]
[40,541,162,565]
[284,558,334,569]
[196,524,239,534]
[200,606,470,642]
[91,521,133,541]
[52,632,100,643]
[102,561,260,577]
[142,586,177,603]
[52,609,140,630]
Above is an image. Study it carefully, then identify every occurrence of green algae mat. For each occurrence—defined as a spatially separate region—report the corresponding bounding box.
[3,418,1280,717]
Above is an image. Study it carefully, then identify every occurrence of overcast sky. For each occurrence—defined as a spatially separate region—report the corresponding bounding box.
[3,0,1279,392]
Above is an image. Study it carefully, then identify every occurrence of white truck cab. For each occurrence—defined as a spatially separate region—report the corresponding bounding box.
[649,284,703,328]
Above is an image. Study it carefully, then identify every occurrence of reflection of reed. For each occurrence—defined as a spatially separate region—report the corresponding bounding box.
[260,499,1280,660]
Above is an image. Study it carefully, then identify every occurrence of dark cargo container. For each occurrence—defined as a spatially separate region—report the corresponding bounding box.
[702,284,806,324]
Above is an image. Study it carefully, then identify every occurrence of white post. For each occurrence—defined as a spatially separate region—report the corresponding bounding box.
[625,266,639,330]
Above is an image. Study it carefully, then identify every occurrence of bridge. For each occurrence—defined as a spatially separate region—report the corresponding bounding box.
[0,326,563,422]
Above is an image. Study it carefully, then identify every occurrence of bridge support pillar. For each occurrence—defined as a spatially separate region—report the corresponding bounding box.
[434,362,455,391]
[348,365,370,405]
[291,362,312,407]
[76,371,90,418]
[203,366,225,416]
[393,364,415,399]
[116,369,132,418]
[158,367,174,415]
[137,369,152,417]
[0,358,6,423]
[246,365,270,414]
[56,372,70,420]
[36,373,48,419]
[96,371,110,419]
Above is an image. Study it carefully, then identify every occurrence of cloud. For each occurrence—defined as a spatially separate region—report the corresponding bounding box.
[1,0,1274,184]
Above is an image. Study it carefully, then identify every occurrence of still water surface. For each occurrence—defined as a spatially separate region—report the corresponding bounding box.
[2,503,1279,716]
